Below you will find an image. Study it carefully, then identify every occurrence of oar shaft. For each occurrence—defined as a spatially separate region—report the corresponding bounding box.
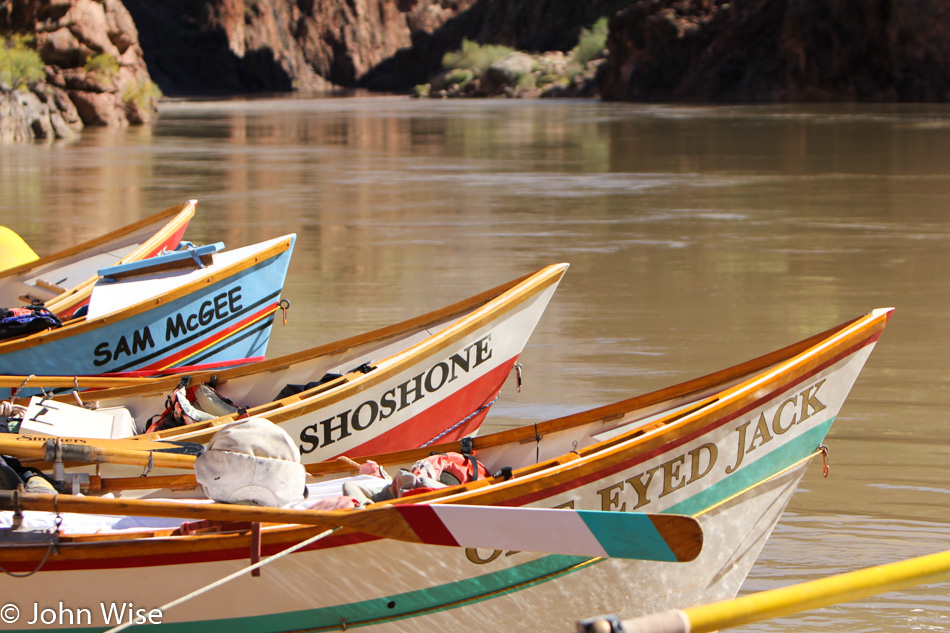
[0,492,702,562]
[687,549,950,633]
[0,491,339,528]
[583,549,950,633]
[0,491,455,547]
[0,437,197,470]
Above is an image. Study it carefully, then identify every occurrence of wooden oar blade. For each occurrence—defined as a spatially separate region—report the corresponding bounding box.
[381,504,703,562]
[0,493,701,562]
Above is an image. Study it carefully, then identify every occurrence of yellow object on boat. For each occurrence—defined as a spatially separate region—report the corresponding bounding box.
[580,549,950,633]
[0,226,39,271]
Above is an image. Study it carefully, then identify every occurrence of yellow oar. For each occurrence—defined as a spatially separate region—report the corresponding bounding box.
[0,374,164,388]
[578,549,950,633]
[0,435,201,470]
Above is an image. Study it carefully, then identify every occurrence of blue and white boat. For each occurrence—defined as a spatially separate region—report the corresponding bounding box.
[0,234,295,396]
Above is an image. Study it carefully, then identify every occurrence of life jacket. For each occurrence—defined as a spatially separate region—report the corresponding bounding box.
[413,452,489,486]
[398,439,494,498]
[0,304,62,340]
[144,376,241,434]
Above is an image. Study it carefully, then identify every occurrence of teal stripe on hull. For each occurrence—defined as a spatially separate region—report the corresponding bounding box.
[142,555,595,633]
[15,420,832,633]
[667,417,834,517]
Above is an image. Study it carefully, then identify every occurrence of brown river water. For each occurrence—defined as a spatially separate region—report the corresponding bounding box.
[1,96,949,631]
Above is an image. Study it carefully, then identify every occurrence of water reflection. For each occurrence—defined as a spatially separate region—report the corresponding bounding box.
[1,96,950,631]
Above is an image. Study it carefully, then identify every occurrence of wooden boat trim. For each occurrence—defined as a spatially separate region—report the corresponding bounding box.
[416,309,893,509]
[0,450,817,567]
[84,308,890,492]
[0,263,566,392]
[43,202,197,315]
[283,307,891,506]
[292,310,879,477]
[0,201,195,280]
[147,263,569,441]
[0,234,294,355]
[0,310,890,571]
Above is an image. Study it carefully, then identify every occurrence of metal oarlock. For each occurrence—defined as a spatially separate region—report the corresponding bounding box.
[279,299,291,325]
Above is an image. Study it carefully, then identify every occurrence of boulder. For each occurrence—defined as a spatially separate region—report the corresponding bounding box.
[67,88,123,126]
[480,51,535,96]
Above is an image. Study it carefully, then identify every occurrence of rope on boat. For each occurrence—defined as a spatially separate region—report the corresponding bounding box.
[819,443,831,477]
[279,299,290,325]
[421,393,501,448]
[0,496,61,579]
[103,526,341,633]
[0,537,58,578]
[0,400,26,418]
[535,423,541,464]
[421,362,525,448]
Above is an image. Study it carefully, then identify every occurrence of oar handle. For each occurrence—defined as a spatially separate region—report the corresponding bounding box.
[0,490,346,528]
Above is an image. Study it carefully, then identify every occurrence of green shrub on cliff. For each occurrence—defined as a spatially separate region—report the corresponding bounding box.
[443,40,515,74]
[570,18,608,65]
[122,78,162,110]
[0,35,45,92]
[84,52,119,77]
[445,68,474,87]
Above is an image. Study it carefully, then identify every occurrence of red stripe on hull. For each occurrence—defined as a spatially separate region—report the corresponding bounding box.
[98,356,265,380]
[137,303,277,371]
[329,356,519,460]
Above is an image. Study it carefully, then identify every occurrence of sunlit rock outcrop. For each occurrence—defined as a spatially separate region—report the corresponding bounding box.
[120,0,625,95]
[121,0,480,95]
[0,0,159,141]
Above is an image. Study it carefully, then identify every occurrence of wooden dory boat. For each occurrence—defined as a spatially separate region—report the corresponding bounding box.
[5,263,569,462]
[0,308,892,633]
[0,234,296,394]
[0,201,196,318]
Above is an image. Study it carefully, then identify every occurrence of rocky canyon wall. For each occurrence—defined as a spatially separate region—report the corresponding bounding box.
[597,0,950,102]
[1,0,159,141]
[120,0,627,95]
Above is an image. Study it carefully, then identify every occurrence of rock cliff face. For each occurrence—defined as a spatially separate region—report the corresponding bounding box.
[121,0,627,95]
[0,0,158,141]
[597,0,950,102]
[5,0,948,142]
[124,0,950,101]
[121,0,479,95]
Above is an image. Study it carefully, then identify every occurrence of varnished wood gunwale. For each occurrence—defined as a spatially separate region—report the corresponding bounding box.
[42,201,197,315]
[85,309,889,492]
[0,309,892,569]
[146,263,569,442]
[0,263,566,395]
[0,201,195,280]
[420,310,894,510]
